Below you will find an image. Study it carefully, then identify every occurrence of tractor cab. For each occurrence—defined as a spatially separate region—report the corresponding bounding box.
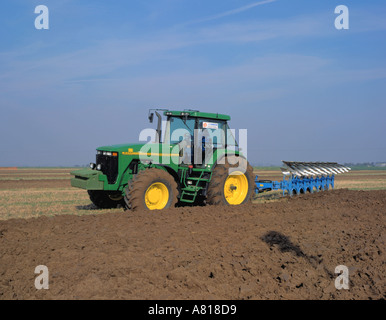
[148,109,238,168]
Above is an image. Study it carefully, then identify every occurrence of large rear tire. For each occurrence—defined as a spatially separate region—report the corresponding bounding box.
[124,168,179,211]
[88,190,125,209]
[206,156,254,206]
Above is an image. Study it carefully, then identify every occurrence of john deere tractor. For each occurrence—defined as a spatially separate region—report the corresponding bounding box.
[71,109,254,210]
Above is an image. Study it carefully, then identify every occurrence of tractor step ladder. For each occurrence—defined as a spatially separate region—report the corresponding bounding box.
[180,169,211,203]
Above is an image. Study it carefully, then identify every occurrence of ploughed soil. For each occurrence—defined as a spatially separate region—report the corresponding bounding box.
[0,189,385,300]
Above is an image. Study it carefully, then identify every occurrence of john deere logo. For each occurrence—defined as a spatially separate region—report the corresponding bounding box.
[122,148,134,155]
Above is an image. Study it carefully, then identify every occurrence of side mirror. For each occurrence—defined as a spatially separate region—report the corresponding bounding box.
[148,113,154,123]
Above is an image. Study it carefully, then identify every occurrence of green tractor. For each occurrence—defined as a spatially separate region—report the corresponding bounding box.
[71,109,254,210]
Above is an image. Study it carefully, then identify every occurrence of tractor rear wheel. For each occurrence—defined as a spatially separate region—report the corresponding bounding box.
[124,168,179,211]
[206,156,254,206]
[87,190,125,209]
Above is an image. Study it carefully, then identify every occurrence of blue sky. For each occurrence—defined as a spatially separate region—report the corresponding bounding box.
[0,0,385,166]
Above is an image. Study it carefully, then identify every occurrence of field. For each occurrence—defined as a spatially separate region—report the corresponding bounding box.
[0,168,385,300]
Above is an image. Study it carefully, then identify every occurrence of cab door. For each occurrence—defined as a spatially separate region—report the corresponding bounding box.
[165,116,195,167]
[194,119,226,168]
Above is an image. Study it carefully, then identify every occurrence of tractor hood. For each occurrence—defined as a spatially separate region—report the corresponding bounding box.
[97,143,147,153]
[96,143,176,157]
[96,142,181,160]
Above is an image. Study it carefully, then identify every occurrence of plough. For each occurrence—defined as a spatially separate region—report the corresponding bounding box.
[255,161,351,196]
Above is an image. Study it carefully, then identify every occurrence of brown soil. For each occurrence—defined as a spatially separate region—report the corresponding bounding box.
[0,189,385,300]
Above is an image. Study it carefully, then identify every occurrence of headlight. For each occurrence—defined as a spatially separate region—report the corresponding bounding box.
[96,164,102,171]
[103,151,112,156]
[89,163,96,169]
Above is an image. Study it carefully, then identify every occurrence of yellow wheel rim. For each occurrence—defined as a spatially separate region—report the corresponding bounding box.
[145,182,169,210]
[224,171,248,205]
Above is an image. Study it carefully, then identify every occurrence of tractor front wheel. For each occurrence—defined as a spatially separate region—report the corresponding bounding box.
[87,190,125,209]
[124,168,179,211]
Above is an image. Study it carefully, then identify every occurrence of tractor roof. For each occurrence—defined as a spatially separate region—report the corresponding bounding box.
[163,110,230,121]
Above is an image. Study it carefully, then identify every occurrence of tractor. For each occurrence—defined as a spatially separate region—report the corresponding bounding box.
[71,109,254,210]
